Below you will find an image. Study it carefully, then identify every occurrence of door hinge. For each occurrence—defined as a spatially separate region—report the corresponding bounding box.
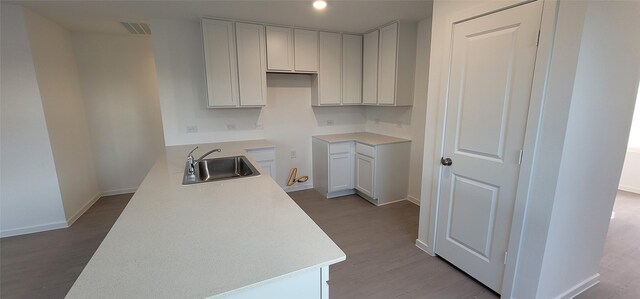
[518,150,524,165]
[536,30,541,46]
[504,251,508,265]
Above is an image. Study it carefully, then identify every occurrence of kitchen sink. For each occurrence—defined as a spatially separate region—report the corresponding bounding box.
[182,155,260,185]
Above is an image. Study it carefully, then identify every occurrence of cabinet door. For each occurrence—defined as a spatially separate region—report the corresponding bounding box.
[294,29,319,72]
[318,32,342,105]
[329,153,352,193]
[362,30,379,105]
[266,26,294,71]
[355,154,375,198]
[202,19,238,107]
[377,22,398,105]
[342,34,363,105]
[257,160,274,178]
[236,23,267,107]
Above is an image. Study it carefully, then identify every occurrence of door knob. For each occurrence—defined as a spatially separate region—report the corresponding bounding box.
[441,157,453,166]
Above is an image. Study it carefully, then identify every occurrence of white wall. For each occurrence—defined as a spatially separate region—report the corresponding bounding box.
[619,87,640,194]
[72,33,165,195]
[23,8,100,225]
[619,150,640,194]
[533,2,640,297]
[150,18,365,188]
[0,4,67,237]
[264,74,366,189]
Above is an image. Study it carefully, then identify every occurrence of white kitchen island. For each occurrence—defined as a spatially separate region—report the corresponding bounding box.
[66,140,346,299]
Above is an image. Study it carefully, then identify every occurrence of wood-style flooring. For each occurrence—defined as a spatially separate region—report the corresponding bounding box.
[0,194,132,299]
[577,191,640,299]
[289,190,498,299]
[1,190,638,298]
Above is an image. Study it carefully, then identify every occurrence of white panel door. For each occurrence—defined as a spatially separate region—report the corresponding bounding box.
[294,29,319,72]
[329,153,352,192]
[355,153,375,198]
[377,23,397,105]
[435,1,543,293]
[318,32,342,105]
[201,19,238,107]
[342,34,363,105]
[362,30,379,105]
[266,26,294,71]
[235,23,267,107]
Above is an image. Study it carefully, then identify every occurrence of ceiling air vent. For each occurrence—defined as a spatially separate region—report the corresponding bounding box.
[120,22,151,35]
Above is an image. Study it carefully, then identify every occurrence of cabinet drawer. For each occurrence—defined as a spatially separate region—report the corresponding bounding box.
[329,142,352,154]
[356,143,375,158]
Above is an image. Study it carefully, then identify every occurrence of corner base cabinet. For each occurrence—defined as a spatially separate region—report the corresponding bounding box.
[312,140,355,198]
[312,136,410,205]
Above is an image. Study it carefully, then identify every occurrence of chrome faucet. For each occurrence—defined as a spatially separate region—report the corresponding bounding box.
[186,146,222,175]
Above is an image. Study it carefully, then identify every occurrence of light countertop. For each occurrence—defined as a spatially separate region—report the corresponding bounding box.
[66,139,345,298]
[313,132,411,145]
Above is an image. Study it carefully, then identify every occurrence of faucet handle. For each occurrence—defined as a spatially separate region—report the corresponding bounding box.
[187,146,199,158]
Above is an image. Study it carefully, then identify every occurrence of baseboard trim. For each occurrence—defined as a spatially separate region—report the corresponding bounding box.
[407,195,420,206]
[284,182,313,193]
[0,221,68,238]
[66,192,101,226]
[327,189,356,198]
[556,273,600,299]
[415,239,435,256]
[101,187,137,197]
[2,187,138,238]
[377,198,407,206]
[618,185,640,194]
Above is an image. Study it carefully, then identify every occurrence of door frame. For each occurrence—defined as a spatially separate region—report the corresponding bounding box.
[419,0,560,297]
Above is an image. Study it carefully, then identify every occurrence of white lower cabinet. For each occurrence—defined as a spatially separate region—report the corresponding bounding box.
[313,137,410,205]
[218,265,329,299]
[329,152,353,193]
[246,148,276,178]
[313,140,355,198]
[355,153,375,198]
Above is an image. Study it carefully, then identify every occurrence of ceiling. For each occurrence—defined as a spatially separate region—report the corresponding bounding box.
[15,0,433,35]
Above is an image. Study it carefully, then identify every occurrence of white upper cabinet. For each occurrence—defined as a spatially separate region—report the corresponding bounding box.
[202,19,239,107]
[364,21,417,106]
[266,26,294,71]
[377,22,398,105]
[362,30,379,105]
[266,27,319,73]
[313,32,342,106]
[294,29,319,72]
[342,34,363,105]
[312,32,364,106]
[202,18,417,109]
[235,23,267,107]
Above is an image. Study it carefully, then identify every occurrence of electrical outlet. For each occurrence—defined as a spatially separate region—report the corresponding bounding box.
[226,124,236,130]
[396,121,403,128]
[290,150,297,159]
[186,125,198,133]
[326,120,334,126]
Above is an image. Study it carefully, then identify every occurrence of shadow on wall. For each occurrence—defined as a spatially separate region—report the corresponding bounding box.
[312,106,368,127]
[366,106,413,127]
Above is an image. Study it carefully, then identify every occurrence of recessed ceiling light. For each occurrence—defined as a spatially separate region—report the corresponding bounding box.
[313,0,327,10]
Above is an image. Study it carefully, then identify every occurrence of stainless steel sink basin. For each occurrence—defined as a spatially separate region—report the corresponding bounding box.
[182,155,260,185]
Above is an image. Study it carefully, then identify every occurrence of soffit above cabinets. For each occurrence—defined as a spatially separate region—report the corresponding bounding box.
[20,1,432,35]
